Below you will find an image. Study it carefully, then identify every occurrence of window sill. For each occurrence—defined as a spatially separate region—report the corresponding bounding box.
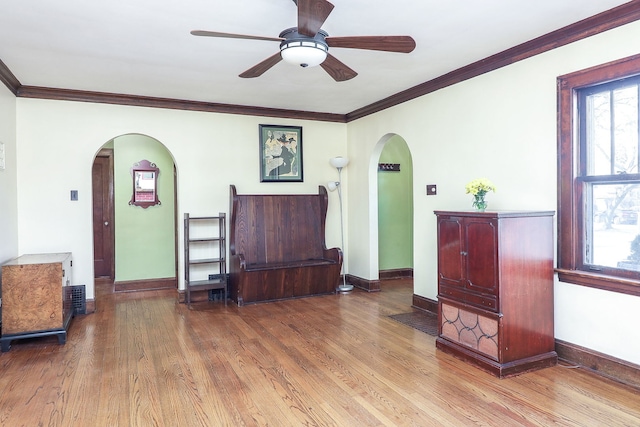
[555,269,640,297]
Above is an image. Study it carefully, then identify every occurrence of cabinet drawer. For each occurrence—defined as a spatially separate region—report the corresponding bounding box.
[439,284,498,312]
[439,284,466,301]
[464,292,497,311]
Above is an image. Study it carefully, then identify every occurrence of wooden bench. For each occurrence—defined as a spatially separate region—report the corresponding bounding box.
[229,185,342,306]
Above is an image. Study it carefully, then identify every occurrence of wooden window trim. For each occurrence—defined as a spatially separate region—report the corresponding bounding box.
[557,53,640,297]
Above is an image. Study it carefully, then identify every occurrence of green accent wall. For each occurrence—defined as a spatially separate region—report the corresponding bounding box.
[113,134,175,281]
[378,136,413,271]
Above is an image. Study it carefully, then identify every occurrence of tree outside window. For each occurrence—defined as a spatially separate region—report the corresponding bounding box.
[581,79,640,272]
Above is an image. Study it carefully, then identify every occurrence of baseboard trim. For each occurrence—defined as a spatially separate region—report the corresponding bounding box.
[114,277,177,292]
[379,268,413,280]
[85,298,96,314]
[412,294,438,314]
[346,275,381,292]
[555,339,640,390]
[347,271,413,292]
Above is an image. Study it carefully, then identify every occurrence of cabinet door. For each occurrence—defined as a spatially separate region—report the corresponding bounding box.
[464,218,498,295]
[437,216,465,287]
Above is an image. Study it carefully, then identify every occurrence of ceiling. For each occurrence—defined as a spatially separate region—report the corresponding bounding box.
[0,0,633,115]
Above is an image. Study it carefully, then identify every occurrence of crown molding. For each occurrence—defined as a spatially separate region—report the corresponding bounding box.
[15,86,346,123]
[346,0,640,121]
[0,58,20,95]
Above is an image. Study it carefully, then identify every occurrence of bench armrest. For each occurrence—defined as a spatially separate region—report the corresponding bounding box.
[324,247,343,265]
[230,253,246,271]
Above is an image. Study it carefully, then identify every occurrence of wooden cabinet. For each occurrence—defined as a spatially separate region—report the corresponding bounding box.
[1,253,73,352]
[434,211,556,377]
[184,213,227,306]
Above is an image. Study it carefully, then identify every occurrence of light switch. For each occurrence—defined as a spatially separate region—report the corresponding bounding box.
[70,190,78,201]
[426,185,437,195]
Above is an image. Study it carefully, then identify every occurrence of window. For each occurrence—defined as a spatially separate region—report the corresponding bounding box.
[558,54,640,296]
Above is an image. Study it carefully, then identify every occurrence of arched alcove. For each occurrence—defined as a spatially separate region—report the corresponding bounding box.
[92,133,177,292]
[367,133,414,285]
[377,135,414,276]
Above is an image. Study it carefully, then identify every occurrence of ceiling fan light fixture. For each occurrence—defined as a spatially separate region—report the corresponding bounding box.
[280,39,328,68]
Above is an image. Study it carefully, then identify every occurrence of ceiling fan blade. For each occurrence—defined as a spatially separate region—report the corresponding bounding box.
[297,0,335,37]
[320,54,357,82]
[239,52,283,78]
[191,30,282,43]
[326,36,416,53]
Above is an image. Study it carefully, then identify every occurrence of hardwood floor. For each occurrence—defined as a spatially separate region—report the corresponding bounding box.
[1,279,638,426]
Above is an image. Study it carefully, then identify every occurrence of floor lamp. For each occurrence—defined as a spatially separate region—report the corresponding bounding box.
[328,156,354,293]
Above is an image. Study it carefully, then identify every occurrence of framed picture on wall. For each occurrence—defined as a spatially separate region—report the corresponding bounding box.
[259,124,303,182]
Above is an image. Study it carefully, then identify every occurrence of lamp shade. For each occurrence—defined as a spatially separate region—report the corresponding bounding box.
[327,181,338,191]
[330,156,349,169]
[280,41,328,68]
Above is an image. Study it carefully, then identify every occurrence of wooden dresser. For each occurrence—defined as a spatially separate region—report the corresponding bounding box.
[434,211,556,377]
[1,253,74,351]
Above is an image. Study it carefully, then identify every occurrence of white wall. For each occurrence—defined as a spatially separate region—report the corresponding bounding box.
[15,99,346,300]
[346,21,640,364]
[0,84,17,265]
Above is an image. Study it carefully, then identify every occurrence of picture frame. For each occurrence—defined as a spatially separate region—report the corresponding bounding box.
[259,124,303,182]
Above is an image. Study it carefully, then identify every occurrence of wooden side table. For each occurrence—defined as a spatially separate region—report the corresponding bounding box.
[1,253,74,352]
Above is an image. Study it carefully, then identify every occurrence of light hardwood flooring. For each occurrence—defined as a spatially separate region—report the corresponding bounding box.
[0,279,638,426]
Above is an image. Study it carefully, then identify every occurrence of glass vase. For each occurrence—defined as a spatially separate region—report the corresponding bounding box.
[473,194,487,212]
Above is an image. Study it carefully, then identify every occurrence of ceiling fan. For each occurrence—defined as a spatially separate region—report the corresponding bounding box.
[191,0,416,82]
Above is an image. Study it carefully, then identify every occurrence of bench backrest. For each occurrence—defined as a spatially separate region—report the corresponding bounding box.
[229,185,330,265]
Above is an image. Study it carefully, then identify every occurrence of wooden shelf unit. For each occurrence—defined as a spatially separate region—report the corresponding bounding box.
[184,213,227,306]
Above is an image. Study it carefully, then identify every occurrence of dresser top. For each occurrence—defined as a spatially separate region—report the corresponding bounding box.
[434,210,555,218]
[2,252,71,266]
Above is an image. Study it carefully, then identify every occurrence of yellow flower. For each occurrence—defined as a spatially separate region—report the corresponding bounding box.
[465,178,496,196]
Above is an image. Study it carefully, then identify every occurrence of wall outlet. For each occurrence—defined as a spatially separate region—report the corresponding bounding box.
[426,185,437,195]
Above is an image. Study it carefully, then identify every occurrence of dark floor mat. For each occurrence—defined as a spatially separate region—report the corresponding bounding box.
[389,311,438,336]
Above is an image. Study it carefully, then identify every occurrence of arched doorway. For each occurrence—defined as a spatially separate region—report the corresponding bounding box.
[92,134,178,293]
[374,134,414,280]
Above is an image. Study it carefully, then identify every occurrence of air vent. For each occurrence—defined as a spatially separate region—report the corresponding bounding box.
[71,285,86,315]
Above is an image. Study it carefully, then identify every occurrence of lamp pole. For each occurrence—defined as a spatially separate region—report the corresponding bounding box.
[334,162,353,293]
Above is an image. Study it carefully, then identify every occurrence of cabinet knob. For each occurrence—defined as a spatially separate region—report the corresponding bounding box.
[104,221,109,226]
[461,251,468,256]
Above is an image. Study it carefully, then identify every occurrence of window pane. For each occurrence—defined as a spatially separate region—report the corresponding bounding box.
[588,183,640,270]
[612,86,638,174]
[586,91,611,175]
[559,56,640,295]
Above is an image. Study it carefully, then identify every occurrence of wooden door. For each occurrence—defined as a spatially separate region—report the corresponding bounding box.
[92,151,114,278]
